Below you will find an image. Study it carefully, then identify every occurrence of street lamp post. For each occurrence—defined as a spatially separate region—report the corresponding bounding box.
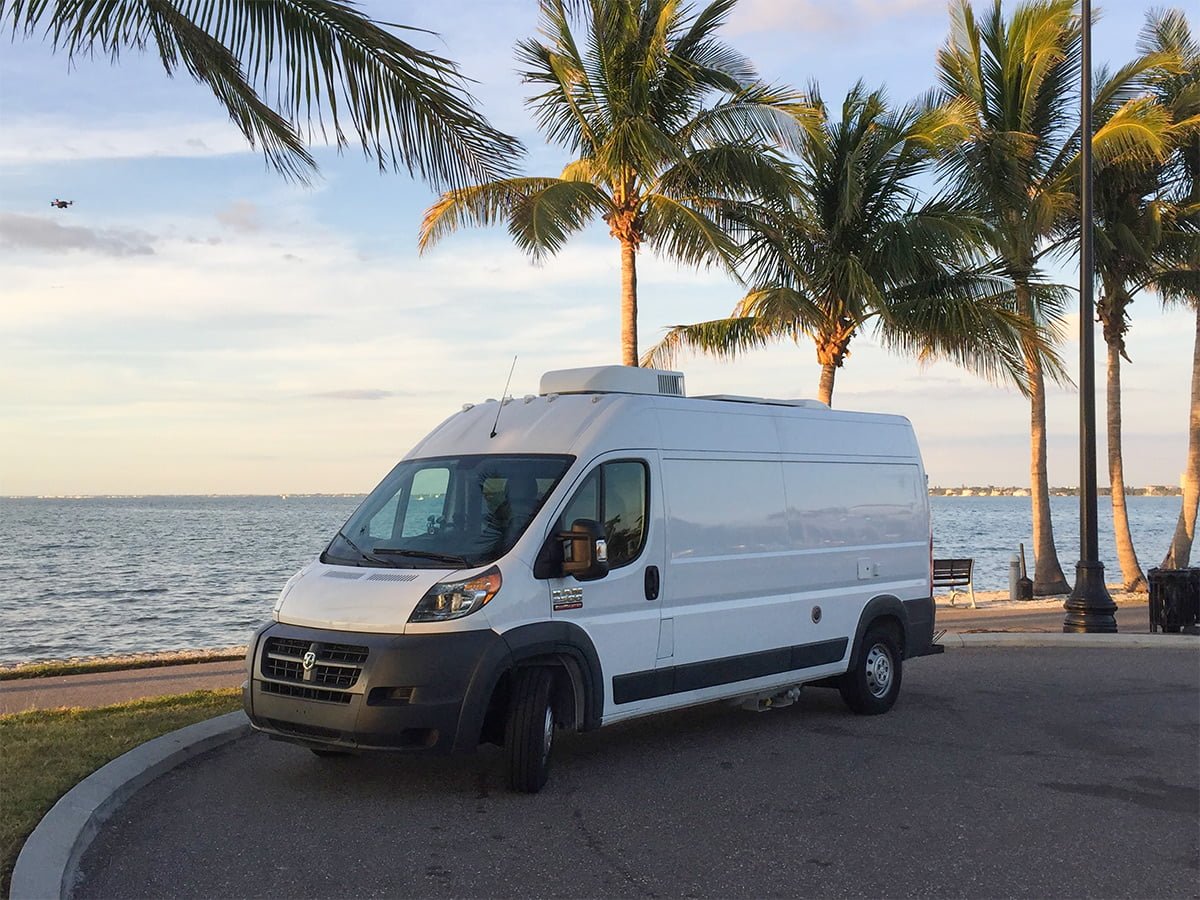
[1064,0,1117,633]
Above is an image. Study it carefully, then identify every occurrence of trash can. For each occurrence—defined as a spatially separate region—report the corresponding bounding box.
[1147,568,1200,634]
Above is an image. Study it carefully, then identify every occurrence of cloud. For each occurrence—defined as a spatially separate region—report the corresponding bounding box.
[0,213,155,257]
[215,200,262,233]
[728,0,945,34]
[0,117,252,164]
[310,389,401,401]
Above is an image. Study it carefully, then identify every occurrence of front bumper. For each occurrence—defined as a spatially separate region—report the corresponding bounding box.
[243,622,511,753]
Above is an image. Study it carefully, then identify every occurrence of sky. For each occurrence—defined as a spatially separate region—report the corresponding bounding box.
[0,0,1193,496]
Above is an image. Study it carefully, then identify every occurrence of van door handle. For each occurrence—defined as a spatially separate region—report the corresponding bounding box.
[644,566,660,601]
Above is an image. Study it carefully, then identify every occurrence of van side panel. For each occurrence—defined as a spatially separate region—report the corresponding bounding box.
[780,460,928,590]
[643,405,930,716]
[774,415,921,459]
[662,457,897,676]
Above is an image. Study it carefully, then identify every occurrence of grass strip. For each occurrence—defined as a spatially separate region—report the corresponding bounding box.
[0,689,242,896]
[0,649,246,681]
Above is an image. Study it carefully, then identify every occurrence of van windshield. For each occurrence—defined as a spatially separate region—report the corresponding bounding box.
[323,454,574,569]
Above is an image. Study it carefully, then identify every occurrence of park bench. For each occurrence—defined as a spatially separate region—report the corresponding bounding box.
[934,558,976,609]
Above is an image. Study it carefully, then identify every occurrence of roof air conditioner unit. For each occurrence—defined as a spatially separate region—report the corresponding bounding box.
[539,366,686,397]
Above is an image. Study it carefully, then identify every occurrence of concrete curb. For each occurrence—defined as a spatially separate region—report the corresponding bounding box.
[10,711,250,900]
[939,632,1199,649]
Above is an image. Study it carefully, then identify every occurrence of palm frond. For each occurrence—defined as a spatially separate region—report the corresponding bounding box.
[641,193,740,270]
[641,315,780,368]
[419,177,607,254]
[675,83,819,155]
[4,0,523,186]
[509,179,612,259]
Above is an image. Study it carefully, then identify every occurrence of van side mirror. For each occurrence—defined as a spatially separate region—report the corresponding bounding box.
[560,519,609,581]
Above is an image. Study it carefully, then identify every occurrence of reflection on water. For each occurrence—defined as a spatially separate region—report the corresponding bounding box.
[0,496,360,664]
[931,495,1179,594]
[0,494,1185,664]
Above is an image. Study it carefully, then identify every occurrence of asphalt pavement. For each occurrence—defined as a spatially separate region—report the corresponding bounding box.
[75,647,1199,899]
[0,600,1156,714]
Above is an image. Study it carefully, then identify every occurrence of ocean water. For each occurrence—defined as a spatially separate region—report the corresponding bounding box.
[0,494,1186,664]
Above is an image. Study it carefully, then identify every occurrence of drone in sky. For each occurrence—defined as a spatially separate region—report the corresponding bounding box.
[50,199,74,209]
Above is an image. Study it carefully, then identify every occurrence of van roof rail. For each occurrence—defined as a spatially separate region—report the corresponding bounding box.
[693,394,829,409]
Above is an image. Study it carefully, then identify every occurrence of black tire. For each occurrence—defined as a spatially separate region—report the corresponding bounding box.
[839,623,902,715]
[506,667,556,793]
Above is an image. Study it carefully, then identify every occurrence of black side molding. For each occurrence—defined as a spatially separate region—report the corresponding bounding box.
[612,638,848,705]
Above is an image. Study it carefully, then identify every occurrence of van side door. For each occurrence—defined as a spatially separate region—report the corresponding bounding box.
[545,453,664,720]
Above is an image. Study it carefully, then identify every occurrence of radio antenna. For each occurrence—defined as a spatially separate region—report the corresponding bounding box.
[490,355,517,439]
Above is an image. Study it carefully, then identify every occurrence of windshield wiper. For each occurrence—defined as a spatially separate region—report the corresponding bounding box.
[333,528,394,567]
[371,548,470,566]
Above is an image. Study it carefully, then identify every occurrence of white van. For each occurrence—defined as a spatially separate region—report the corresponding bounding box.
[244,366,941,792]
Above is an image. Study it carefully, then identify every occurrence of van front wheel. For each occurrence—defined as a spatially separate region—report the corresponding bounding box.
[839,624,902,715]
[505,667,556,793]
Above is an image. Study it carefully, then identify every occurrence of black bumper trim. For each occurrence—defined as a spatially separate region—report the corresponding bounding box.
[902,595,939,658]
[612,637,849,705]
[245,622,509,753]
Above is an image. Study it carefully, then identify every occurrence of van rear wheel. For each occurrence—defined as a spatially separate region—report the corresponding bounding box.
[505,667,556,793]
[839,624,902,715]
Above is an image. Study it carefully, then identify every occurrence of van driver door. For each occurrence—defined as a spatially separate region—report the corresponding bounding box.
[546,453,664,720]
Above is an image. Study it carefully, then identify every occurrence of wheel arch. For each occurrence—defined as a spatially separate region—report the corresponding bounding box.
[850,594,911,665]
[459,621,604,751]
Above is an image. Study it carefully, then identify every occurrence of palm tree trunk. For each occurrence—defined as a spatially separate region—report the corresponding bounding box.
[1162,305,1200,568]
[621,238,639,367]
[1106,330,1147,590]
[815,317,853,407]
[818,365,837,406]
[1018,284,1070,595]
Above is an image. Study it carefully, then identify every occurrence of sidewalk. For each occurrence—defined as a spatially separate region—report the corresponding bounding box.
[0,660,245,715]
[936,590,1152,633]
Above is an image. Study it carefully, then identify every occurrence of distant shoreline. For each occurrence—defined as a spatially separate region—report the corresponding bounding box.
[930,486,1183,497]
[1,487,1186,499]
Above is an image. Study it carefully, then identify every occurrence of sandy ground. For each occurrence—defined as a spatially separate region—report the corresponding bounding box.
[935,585,1149,610]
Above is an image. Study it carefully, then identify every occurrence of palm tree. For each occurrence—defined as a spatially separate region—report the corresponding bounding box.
[1141,10,1200,568]
[937,0,1173,595]
[1087,78,1186,590]
[2,0,521,186]
[418,0,811,366]
[642,82,1053,407]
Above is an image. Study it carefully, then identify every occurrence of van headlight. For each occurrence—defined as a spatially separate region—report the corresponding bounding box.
[409,566,501,622]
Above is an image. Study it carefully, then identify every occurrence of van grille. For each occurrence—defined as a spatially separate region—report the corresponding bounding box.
[261,637,368,692]
[261,681,354,705]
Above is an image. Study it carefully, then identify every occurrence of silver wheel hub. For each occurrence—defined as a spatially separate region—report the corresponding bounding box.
[865,644,892,698]
[541,705,554,763]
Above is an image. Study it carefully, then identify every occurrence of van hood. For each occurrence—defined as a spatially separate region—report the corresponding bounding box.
[275,562,456,634]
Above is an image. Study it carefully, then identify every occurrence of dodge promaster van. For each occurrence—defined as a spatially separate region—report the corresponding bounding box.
[244,366,941,792]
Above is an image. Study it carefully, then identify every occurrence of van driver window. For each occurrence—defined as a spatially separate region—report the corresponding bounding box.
[558,461,648,568]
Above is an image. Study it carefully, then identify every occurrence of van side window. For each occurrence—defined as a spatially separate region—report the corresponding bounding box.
[603,462,647,566]
[557,460,648,569]
[559,470,600,532]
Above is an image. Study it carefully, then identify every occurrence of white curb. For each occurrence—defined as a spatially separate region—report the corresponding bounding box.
[938,632,1199,650]
[10,711,250,900]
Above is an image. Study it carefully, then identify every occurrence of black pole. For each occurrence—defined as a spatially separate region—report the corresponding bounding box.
[1064,0,1116,633]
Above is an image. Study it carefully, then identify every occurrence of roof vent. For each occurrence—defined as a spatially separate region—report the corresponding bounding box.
[539,366,686,398]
